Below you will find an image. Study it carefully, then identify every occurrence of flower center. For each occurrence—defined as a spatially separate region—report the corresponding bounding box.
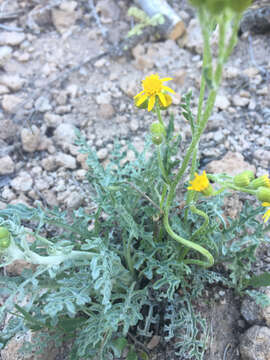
[142,75,162,96]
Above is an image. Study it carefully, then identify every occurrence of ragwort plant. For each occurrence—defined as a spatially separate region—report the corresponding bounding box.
[1,1,270,359]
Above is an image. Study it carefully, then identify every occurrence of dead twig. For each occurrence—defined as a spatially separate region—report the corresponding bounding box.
[88,0,108,38]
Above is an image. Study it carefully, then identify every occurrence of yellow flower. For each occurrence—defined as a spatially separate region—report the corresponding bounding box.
[262,202,270,223]
[134,74,175,112]
[188,170,213,196]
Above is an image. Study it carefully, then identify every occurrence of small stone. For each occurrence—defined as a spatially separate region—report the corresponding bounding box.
[0,46,12,66]
[232,94,249,107]
[35,178,50,191]
[129,119,139,132]
[0,32,25,46]
[97,148,108,161]
[96,93,111,105]
[0,74,24,91]
[98,104,115,119]
[55,153,76,169]
[96,0,120,23]
[0,155,15,175]
[239,325,270,360]
[43,189,58,207]
[0,84,9,94]
[206,151,256,176]
[185,18,203,54]
[173,69,187,85]
[52,3,78,34]
[77,153,88,170]
[1,187,16,201]
[215,94,230,110]
[58,190,84,208]
[2,94,21,113]
[41,156,58,171]
[35,96,52,112]
[54,123,77,145]
[241,296,263,325]
[21,126,41,153]
[44,113,63,127]
[11,171,33,192]
[75,169,87,181]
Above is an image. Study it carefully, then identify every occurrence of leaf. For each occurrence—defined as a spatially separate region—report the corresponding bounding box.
[127,348,138,360]
[111,337,128,357]
[245,272,270,289]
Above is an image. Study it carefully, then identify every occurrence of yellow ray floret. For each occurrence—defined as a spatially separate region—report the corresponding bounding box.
[188,171,209,192]
[262,202,270,223]
[134,74,175,111]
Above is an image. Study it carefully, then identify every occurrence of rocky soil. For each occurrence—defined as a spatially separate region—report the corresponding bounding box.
[0,0,270,359]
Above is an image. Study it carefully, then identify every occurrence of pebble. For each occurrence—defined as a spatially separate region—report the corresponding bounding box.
[0,46,12,66]
[35,96,52,112]
[44,113,63,127]
[41,156,58,171]
[52,2,78,34]
[129,119,139,132]
[58,190,84,208]
[97,148,108,161]
[0,74,24,91]
[98,104,115,119]
[2,94,21,113]
[0,32,25,46]
[0,155,15,175]
[11,171,33,192]
[239,325,270,360]
[55,153,77,169]
[215,94,230,110]
[1,187,16,202]
[21,126,41,153]
[54,123,77,145]
[232,94,249,107]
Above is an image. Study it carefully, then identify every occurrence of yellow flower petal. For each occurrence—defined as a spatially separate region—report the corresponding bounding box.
[148,95,156,111]
[263,209,270,222]
[162,85,175,94]
[158,92,167,106]
[262,202,270,207]
[134,90,145,99]
[136,94,148,106]
[161,77,173,82]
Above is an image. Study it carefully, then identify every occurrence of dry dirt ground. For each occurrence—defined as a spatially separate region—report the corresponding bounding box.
[0,0,270,359]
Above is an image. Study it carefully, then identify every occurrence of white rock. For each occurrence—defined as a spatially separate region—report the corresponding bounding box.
[0,32,25,46]
[232,94,249,107]
[58,190,84,208]
[44,113,63,127]
[11,172,33,192]
[96,93,111,105]
[54,123,77,144]
[0,84,9,94]
[51,3,78,34]
[2,94,21,113]
[41,156,58,171]
[97,148,108,160]
[129,119,139,131]
[55,153,76,169]
[215,94,230,110]
[0,155,15,175]
[1,187,16,201]
[21,126,41,153]
[0,46,12,66]
[0,74,24,91]
[35,96,52,112]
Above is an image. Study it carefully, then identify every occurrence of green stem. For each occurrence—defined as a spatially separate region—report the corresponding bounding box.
[224,14,242,62]
[158,146,169,183]
[190,204,209,241]
[155,101,165,127]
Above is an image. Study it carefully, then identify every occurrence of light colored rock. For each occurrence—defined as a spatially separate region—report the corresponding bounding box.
[21,126,41,153]
[0,74,24,91]
[239,325,270,360]
[2,94,21,113]
[52,2,78,34]
[98,104,115,119]
[58,190,84,208]
[0,32,25,46]
[185,18,203,54]
[215,94,230,110]
[55,153,76,169]
[206,151,256,176]
[11,172,33,192]
[41,156,58,171]
[96,92,111,105]
[0,119,17,139]
[173,69,187,85]
[96,0,120,23]
[44,113,63,127]
[97,148,108,161]
[0,46,12,66]
[54,123,76,144]
[75,169,87,181]
[232,94,249,107]
[1,187,16,201]
[0,84,9,94]
[77,153,88,170]
[0,155,15,175]
[129,118,139,132]
[43,189,58,207]
[35,96,52,112]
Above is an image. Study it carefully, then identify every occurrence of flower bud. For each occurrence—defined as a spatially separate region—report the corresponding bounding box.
[233,170,254,187]
[257,187,270,203]
[0,226,11,250]
[150,122,166,136]
[250,175,270,189]
[228,0,252,13]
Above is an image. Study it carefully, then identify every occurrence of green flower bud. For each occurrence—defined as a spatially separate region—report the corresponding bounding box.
[250,175,270,189]
[257,187,270,203]
[202,183,214,197]
[152,135,163,145]
[228,0,252,13]
[150,122,166,136]
[233,170,254,187]
[0,226,11,250]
